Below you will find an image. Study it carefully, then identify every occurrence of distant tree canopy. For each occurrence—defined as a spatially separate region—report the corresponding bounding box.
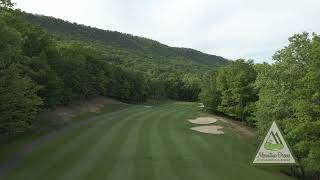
[16,9,230,102]
[20,11,229,68]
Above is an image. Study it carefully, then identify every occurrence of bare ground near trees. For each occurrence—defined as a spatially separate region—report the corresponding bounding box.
[36,97,121,125]
[196,114,255,139]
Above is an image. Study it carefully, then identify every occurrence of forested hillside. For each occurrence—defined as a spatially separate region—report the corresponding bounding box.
[21,11,228,68]
[0,2,230,135]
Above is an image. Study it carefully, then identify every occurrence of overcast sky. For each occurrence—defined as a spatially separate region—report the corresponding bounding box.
[14,0,320,63]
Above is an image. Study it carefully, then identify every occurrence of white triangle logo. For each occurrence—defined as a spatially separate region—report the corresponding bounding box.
[253,121,296,164]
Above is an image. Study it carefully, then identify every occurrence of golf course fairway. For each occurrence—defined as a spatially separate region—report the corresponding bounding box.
[0,102,294,180]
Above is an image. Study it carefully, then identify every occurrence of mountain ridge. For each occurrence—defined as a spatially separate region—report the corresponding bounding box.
[19,10,229,67]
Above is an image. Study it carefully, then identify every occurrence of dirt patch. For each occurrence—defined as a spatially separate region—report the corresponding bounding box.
[188,117,218,125]
[210,115,255,139]
[190,125,224,134]
[36,96,120,124]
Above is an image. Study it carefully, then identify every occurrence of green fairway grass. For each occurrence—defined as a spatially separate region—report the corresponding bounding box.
[0,101,130,164]
[1,102,294,180]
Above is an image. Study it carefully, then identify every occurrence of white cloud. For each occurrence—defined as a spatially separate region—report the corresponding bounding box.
[14,0,320,63]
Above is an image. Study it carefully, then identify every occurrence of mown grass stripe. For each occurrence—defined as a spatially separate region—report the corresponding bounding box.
[82,105,173,180]
[156,104,197,180]
[1,106,139,178]
[169,105,218,180]
[4,106,148,180]
[44,107,155,180]
[28,106,141,156]
[133,113,155,180]
[189,130,284,180]
[149,109,179,180]
[133,105,178,180]
[104,105,173,180]
[58,106,161,180]
[103,120,141,180]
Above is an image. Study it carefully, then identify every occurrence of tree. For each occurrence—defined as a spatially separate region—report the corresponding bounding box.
[0,0,14,8]
[0,60,42,134]
[199,72,221,112]
[0,16,42,134]
[199,59,257,124]
[216,59,257,123]
[0,18,21,57]
[255,33,320,177]
[28,54,64,109]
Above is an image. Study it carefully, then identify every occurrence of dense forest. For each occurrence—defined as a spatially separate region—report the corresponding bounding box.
[21,11,228,68]
[0,3,229,135]
[200,33,320,178]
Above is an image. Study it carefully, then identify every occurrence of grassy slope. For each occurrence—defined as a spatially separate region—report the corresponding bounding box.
[2,102,294,180]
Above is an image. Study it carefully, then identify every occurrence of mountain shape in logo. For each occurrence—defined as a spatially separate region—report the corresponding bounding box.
[264,131,284,151]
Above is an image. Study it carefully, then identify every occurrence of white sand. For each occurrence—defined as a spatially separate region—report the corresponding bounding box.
[199,103,205,108]
[190,125,224,134]
[188,117,218,125]
[144,106,152,108]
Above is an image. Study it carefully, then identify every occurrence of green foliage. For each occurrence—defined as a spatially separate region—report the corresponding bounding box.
[0,9,149,133]
[0,17,41,134]
[6,9,229,103]
[28,55,64,109]
[255,32,320,177]
[216,59,257,122]
[0,0,14,8]
[0,18,21,56]
[199,72,221,112]
[20,11,229,68]
[200,59,257,123]
[0,61,42,134]
[201,33,320,177]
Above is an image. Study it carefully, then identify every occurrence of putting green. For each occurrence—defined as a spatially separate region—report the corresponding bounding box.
[1,102,294,180]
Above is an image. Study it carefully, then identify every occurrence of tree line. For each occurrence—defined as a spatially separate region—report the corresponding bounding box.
[0,10,146,133]
[200,33,320,179]
[0,5,209,134]
[20,10,228,68]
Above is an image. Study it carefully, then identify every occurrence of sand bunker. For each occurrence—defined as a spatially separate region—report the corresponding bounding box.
[190,125,224,134]
[144,106,152,108]
[188,117,218,125]
[199,103,205,108]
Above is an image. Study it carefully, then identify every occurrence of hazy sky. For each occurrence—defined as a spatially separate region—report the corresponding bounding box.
[14,0,320,63]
